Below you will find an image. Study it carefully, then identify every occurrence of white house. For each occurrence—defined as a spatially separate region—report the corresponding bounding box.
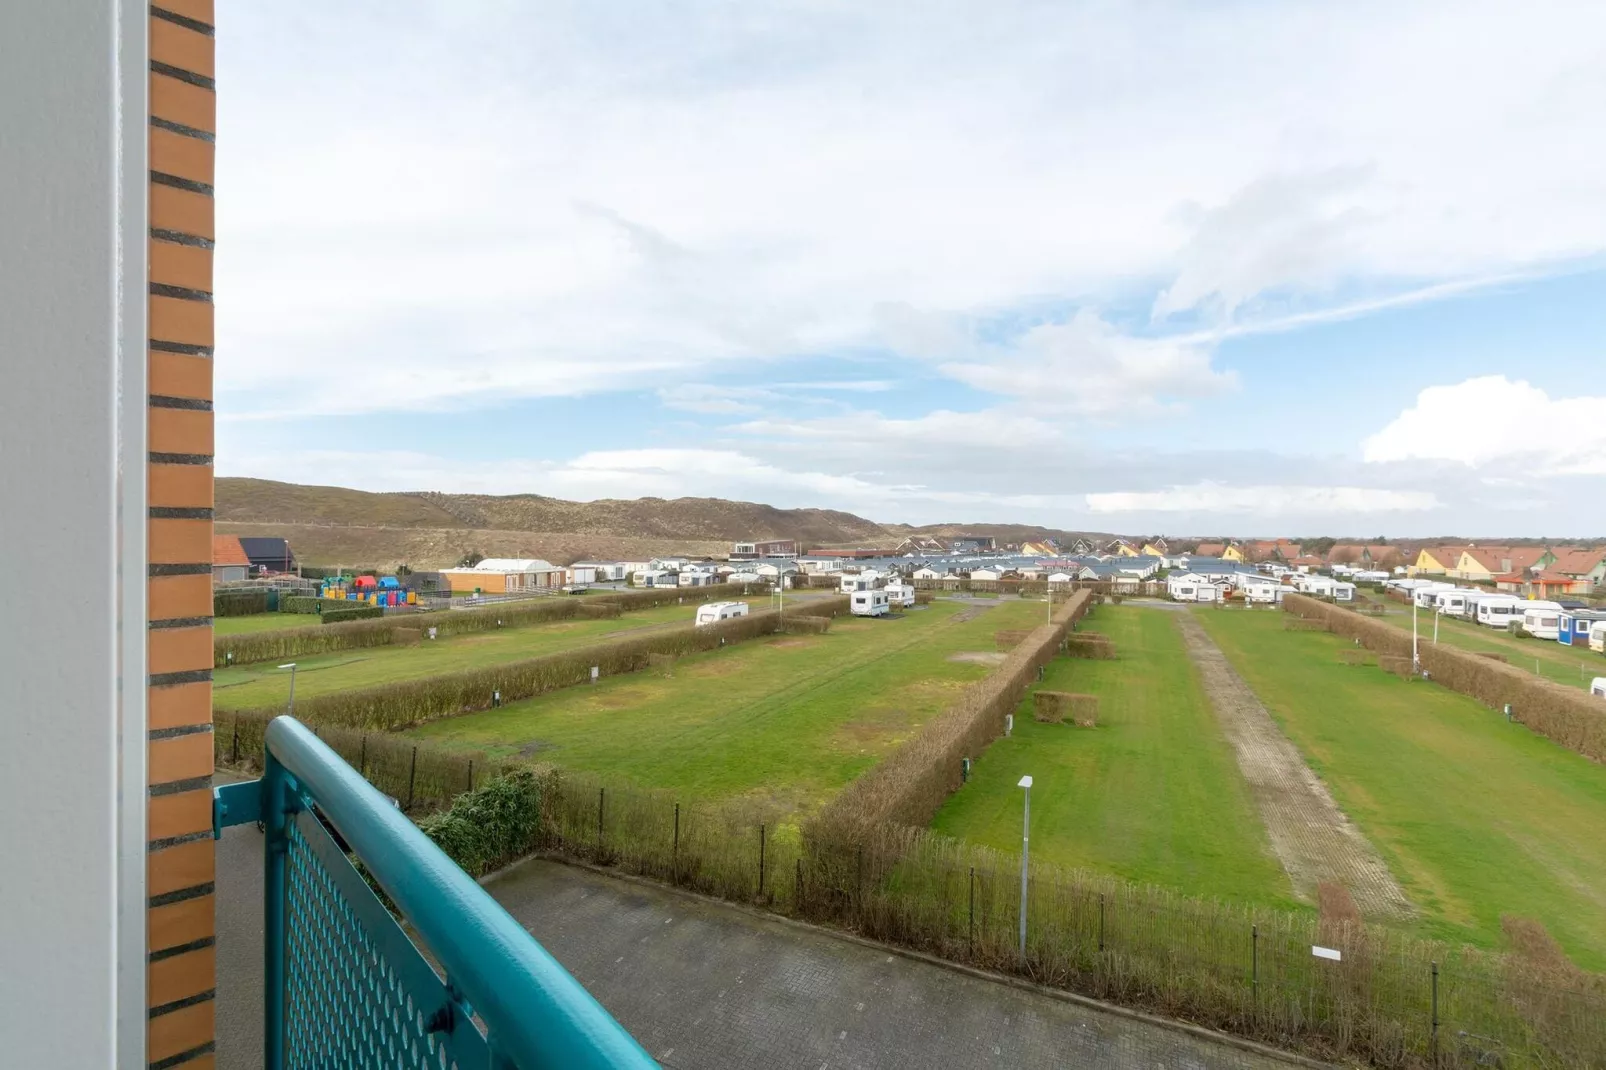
[913,567,943,580]
[574,561,628,582]
[969,568,1003,582]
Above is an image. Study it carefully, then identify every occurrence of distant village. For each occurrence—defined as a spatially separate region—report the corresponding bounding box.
[212,532,1606,606]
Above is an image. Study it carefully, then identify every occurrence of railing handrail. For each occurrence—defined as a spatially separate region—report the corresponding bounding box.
[265,716,657,1069]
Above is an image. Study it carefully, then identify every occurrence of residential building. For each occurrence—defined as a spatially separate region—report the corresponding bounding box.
[1550,548,1606,589]
[948,535,997,553]
[212,535,251,584]
[730,539,800,560]
[238,535,296,573]
[1409,546,1463,575]
[1453,546,1550,582]
[1494,571,1594,597]
[440,557,566,594]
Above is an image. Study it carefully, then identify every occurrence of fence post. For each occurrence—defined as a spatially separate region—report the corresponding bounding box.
[1251,923,1259,1026]
[968,867,975,958]
[856,843,864,921]
[231,715,240,765]
[406,746,417,810]
[794,857,803,912]
[598,787,606,853]
[1098,892,1105,953]
[672,802,680,883]
[1431,961,1439,1064]
[758,824,766,900]
[467,759,474,793]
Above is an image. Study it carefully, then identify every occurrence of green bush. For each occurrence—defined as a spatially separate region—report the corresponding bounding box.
[214,590,269,617]
[419,770,548,875]
[281,595,321,614]
[322,604,385,624]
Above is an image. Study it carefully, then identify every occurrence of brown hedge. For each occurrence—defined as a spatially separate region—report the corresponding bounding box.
[1065,633,1116,659]
[1284,593,1606,763]
[809,589,1093,836]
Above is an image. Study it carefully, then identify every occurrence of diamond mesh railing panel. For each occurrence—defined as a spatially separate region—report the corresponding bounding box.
[282,807,488,1069]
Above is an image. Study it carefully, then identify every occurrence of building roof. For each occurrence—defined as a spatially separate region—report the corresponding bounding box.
[212,535,250,568]
[464,558,561,572]
[1193,542,1226,557]
[1550,548,1606,576]
[236,536,295,567]
[1462,546,1548,574]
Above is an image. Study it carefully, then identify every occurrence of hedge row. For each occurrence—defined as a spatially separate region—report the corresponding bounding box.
[214,589,269,617]
[809,589,1093,835]
[1283,593,1606,763]
[215,582,772,667]
[321,604,386,624]
[281,595,321,614]
[236,598,851,732]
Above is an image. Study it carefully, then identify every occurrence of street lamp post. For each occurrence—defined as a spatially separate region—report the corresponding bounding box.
[279,662,298,718]
[1017,774,1033,960]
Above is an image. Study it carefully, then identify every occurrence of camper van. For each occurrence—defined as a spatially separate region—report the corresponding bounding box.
[694,601,749,627]
[1474,596,1525,629]
[883,582,916,608]
[1517,601,1565,640]
[850,589,891,617]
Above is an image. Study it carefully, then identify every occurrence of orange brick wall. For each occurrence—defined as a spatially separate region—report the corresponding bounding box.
[147,3,216,1067]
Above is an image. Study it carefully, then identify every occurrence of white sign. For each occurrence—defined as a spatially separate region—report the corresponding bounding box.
[1312,945,1342,962]
[591,666,600,683]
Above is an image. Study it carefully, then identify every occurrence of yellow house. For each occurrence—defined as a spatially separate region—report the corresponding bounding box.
[1221,544,1246,563]
[1141,542,1167,558]
[1409,547,1459,575]
[1110,540,1140,557]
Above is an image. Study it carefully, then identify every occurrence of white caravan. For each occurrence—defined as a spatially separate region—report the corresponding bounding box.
[1592,622,1606,654]
[1431,589,1476,618]
[1517,601,1565,640]
[694,601,749,626]
[850,589,891,617]
[1332,582,1357,602]
[1592,677,1606,698]
[883,582,916,608]
[1412,582,1455,608]
[1474,596,1525,629]
[840,573,875,593]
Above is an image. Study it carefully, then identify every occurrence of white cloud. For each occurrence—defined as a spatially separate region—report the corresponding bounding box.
[1362,376,1606,474]
[216,1,1606,415]
[1086,483,1441,516]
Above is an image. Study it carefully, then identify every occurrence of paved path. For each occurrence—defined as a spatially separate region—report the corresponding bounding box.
[1177,611,1413,920]
[217,810,1305,1069]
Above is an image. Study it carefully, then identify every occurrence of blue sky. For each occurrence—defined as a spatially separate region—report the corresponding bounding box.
[215,1,1606,537]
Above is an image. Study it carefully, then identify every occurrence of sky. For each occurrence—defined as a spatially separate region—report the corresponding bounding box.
[215,1,1606,538]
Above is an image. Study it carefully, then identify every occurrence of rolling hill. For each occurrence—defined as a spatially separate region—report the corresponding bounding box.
[214,478,1105,568]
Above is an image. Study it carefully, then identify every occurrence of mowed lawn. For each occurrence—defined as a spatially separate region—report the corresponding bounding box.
[1196,608,1606,968]
[405,597,1048,817]
[213,603,699,710]
[1360,594,1606,691]
[930,606,1296,909]
[215,612,325,636]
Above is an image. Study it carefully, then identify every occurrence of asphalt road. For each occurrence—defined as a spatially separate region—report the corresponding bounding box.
[216,813,1304,1070]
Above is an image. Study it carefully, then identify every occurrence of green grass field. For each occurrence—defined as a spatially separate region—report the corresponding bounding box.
[930,605,1297,909]
[404,597,1050,817]
[1358,594,1605,691]
[1195,607,1606,968]
[212,603,699,710]
[214,612,326,636]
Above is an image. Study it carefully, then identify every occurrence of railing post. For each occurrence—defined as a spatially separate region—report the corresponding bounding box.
[406,745,417,811]
[262,756,289,1070]
[1431,961,1439,1064]
[1251,923,1259,1027]
[968,867,975,958]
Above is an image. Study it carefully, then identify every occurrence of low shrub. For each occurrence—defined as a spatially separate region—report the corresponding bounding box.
[1065,633,1115,659]
[214,589,269,617]
[419,770,549,875]
[216,615,399,668]
[1032,690,1071,723]
[281,595,321,614]
[322,604,385,624]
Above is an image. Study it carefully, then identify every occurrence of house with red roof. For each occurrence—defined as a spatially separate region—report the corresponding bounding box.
[212,534,250,584]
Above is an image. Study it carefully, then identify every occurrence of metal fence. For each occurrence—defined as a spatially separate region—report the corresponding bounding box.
[214,717,657,1069]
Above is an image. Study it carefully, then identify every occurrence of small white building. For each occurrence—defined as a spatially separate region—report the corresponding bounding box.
[678,571,717,587]
[694,601,749,626]
[968,568,1002,582]
[912,567,943,580]
[440,557,565,595]
[1046,572,1073,585]
[884,581,916,607]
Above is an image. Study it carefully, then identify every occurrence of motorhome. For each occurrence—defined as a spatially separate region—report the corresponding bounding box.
[850,589,890,617]
[1517,601,1565,640]
[1558,610,1606,646]
[694,601,749,626]
[883,581,916,608]
[1474,595,1525,629]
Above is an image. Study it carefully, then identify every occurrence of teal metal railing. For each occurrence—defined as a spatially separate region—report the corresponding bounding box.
[215,716,657,1069]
